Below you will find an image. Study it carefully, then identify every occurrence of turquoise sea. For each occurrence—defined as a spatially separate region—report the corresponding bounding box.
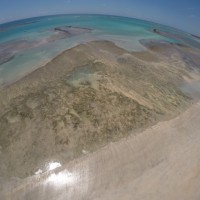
[0,14,200,85]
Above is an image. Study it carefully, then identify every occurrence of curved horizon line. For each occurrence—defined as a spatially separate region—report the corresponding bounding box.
[0,13,198,37]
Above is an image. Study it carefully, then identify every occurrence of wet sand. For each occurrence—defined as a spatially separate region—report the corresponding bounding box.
[2,99,200,200]
[0,40,200,199]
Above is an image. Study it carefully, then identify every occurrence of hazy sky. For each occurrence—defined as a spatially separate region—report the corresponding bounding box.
[0,0,200,35]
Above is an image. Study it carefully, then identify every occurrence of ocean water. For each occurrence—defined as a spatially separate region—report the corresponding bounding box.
[0,14,199,85]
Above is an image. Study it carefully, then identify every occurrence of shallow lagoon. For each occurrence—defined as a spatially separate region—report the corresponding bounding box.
[0,14,199,85]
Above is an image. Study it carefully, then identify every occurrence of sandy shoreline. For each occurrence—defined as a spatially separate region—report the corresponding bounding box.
[0,39,200,199]
[2,98,200,200]
[0,40,199,176]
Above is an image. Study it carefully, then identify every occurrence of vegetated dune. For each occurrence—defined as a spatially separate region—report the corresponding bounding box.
[0,40,199,180]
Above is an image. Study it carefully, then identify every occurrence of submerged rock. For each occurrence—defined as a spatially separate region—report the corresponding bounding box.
[54,26,92,36]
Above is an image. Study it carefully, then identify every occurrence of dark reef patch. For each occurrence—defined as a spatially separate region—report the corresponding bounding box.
[0,20,40,32]
[54,26,92,36]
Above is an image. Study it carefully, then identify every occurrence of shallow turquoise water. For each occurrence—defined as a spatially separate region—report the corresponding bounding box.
[0,14,199,85]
